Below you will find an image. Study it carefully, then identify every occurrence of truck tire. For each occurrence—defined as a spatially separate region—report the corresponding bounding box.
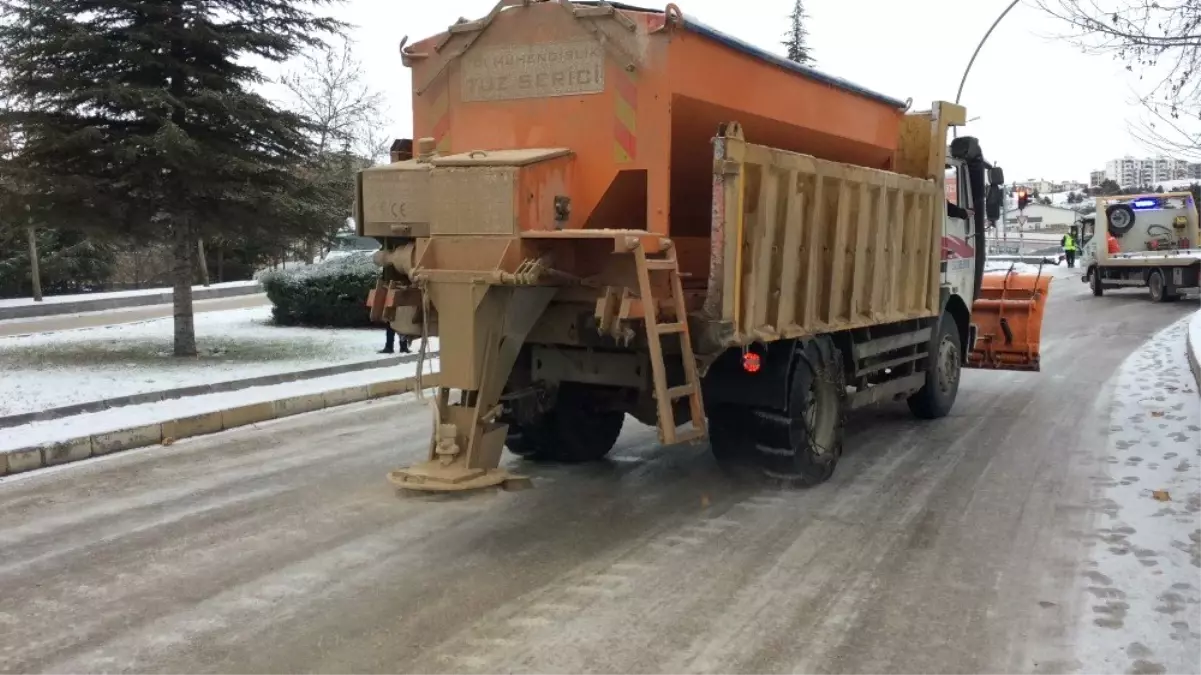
[1106,203,1136,236]
[749,337,846,486]
[504,384,624,463]
[907,312,962,420]
[1148,268,1168,302]
[1090,267,1104,296]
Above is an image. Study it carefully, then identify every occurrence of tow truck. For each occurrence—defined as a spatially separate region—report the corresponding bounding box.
[1080,192,1201,301]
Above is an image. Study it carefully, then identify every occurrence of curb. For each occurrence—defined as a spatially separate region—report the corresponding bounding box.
[0,373,440,477]
[0,350,440,429]
[1188,312,1200,393]
[0,283,262,321]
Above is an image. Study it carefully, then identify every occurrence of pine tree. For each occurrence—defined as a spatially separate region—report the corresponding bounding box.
[0,0,343,355]
[783,0,815,66]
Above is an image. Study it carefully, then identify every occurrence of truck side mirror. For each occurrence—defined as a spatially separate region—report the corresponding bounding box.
[989,166,1005,186]
[986,185,1003,221]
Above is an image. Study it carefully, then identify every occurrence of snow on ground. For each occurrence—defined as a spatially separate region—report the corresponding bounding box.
[983,258,1078,279]
[983,261,1048,275]
[0,304,439,417]
[0,358,441,453]
[0,280,258,309]
[1048,190,1092,208]
[1073,317,1201,674]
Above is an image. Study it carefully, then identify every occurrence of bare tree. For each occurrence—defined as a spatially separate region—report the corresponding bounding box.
[281,38,389,160]
[1037,0,1201,158]
[280,38,391,261]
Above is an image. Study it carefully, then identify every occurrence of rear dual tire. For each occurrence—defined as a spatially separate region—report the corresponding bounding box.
[505,384,625,463]
[708,338,846,486]
[1147,268,1181,303]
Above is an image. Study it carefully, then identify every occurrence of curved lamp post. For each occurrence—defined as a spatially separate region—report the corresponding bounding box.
[953,0,1022,136]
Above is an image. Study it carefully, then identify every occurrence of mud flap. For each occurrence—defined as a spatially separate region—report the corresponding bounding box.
[966,268,1052,372]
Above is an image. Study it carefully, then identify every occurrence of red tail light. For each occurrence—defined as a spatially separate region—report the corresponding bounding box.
[742,351,761,373]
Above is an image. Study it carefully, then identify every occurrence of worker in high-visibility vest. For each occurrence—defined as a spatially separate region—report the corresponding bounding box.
[1061,232,1078,268]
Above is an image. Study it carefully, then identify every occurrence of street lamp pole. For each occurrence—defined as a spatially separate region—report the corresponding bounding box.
[953,0,1022,137]
[953,0,1021,247]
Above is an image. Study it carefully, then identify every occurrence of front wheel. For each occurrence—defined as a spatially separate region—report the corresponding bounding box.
[1090,267,1104,296]
[908,312,962,420]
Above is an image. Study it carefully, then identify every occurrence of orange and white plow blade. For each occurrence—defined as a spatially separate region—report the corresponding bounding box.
[967,268,1052,372]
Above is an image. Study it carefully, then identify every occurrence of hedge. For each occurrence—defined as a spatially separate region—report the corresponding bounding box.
[259,253,379,328]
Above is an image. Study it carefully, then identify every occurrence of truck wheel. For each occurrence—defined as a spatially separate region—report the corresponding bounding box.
[750,338,845,486]
[1090,267,1104,296]
[908,312,962,420]
[1148,269,1168,302]
[504,384,624,463]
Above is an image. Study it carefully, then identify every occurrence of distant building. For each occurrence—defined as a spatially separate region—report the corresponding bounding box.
[1054,180,1087,193]
[1015,179,1055,194]
[1005,203,1079,230]
[1101,155,1197,187]
[1090,170,1106,187]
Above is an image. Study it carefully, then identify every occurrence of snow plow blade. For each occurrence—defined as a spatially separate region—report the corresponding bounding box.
[967,267,1052,372]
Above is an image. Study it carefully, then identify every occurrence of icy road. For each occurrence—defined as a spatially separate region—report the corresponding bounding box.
[0,279,1197,674]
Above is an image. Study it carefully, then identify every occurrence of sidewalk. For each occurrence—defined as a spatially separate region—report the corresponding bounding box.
[0,280,261,320]
[0,293,269,337]
[1072,315,1200,674]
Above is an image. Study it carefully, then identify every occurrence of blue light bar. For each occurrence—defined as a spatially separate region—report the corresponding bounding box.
[1131,199,1159,209]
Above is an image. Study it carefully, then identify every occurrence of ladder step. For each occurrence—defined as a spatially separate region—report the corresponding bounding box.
[665,384,696,399]
[671,428,707,445]
[644,259,677,271]
[657,321,686,334]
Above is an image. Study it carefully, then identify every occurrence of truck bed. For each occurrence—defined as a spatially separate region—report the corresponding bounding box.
[702,132,942,351]
[1100,249,1201,266]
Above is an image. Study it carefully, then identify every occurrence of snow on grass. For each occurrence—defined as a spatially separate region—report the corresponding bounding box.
[0,358,441,453]
[1073,317,1200,675]
[0,304,438,417]
[0,280,258,308]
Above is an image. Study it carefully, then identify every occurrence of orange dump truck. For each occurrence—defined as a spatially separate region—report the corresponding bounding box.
[358,0,1052,491]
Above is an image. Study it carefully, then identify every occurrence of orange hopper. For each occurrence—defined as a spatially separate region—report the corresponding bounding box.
[402,0,907,250]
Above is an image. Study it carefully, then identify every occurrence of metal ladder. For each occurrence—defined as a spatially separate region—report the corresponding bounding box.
[632,242,707,445]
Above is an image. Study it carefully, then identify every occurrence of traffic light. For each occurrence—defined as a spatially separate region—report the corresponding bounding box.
[1017,189,1029,210]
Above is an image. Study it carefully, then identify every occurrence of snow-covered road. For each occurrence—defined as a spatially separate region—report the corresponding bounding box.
[0,250,1195,674]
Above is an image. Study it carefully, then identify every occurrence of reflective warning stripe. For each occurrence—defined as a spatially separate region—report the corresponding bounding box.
[613,69,637,163]
[428,81,451,154]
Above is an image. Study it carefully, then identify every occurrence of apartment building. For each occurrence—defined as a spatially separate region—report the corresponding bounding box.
[1102,155,1198,187]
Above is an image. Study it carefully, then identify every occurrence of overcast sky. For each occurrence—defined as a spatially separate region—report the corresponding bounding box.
[321,0,1156,184]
